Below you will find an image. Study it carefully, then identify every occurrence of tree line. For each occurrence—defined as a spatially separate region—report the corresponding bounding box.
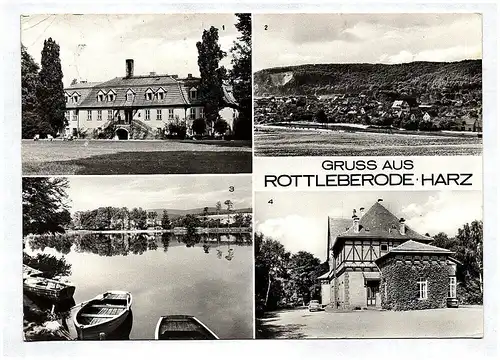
[431,220,483,304]
[254,233,328,316]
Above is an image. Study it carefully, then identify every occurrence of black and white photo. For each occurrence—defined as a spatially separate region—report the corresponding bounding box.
[254,14,482,156]
[21,14,252,175]
[22,175,253,340]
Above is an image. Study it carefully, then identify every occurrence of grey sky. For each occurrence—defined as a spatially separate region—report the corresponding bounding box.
[65,175,252,212]
[255,191,482,261]
[254,13,482,70]
[21,14,240,87]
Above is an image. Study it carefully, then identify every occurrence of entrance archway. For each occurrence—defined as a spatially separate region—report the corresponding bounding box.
[115,128,129,140]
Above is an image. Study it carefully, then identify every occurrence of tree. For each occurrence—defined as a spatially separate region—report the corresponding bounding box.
[288,251,321,305]
[38,38,66,136]
[148,211,158,228]
[197,26,226,132]
[161,210,171,230]
[192,118,207,136]
[22,177,70,236]
[315,109,328,124]
[21,45,43,138]
[213,118,229,135]
[130,208,147,230]
[230,14,252,140]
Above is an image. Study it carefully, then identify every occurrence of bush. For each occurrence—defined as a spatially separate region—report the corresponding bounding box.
[214,118,229,135]
[168,123,187,139]
[192,118,206,136]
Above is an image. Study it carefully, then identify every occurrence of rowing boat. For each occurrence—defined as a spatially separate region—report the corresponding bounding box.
[23,276,75,302]
[155,315,219,340]
[73,291,132,340]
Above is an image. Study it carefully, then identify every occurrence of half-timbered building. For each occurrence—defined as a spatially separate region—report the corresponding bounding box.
[319,199,458,310]
[63,59,238,139]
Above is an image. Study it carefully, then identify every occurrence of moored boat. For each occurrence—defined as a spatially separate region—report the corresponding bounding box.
[23,276,75,302]
[155,315,219,340]
[73,291,132,340]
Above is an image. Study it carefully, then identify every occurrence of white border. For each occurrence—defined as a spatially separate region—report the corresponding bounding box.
[2,1,499,359]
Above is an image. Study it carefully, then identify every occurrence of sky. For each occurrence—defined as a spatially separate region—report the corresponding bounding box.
[64,175,252,213]
[255,190,482,261]
[254,13,482,70]
[21,14,241,87]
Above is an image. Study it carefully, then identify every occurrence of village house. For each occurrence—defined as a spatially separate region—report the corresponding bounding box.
[64,59,238,139]
[319,200,459,310]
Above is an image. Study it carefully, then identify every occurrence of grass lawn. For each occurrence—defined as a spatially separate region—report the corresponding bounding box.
[257,306,483,339]
[255,127,483,156]
[22,139,252,175]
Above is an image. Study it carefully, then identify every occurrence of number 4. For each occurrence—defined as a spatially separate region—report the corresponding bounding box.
[268,199,273,204]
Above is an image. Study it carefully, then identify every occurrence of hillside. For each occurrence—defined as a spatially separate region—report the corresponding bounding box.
[254,60,482,96]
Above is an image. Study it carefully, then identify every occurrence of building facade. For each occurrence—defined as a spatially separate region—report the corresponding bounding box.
[319,200,458,310]
[63,59,238,139]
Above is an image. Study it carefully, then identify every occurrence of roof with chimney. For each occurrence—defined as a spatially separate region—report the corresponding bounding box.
[329,201,433,249]
[375,240,453,264]
[64,61,238,110]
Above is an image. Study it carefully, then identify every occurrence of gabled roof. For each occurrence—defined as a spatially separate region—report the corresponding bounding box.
[331,201,433,249]
[375,240,453,264]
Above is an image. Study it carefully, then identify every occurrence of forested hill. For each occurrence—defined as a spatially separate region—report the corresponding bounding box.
[254,60,482,96]
[147,207,252,219]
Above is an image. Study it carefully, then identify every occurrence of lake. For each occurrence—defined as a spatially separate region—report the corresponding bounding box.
[24,232,253,340]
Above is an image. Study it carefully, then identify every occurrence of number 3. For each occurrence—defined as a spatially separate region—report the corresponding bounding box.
[229,186,234,192]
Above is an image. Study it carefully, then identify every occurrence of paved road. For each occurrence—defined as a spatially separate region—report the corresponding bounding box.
[258,306,483,339]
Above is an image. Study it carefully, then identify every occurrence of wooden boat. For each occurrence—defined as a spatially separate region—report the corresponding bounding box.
[22,264,43,278]
[155,315,219,340]
[23,276,75,302]
[73,291,132,340]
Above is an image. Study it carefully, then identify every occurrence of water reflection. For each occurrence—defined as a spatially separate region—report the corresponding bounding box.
[28,232,252,259]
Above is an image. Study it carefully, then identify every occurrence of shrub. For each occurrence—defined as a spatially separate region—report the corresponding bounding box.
[168,123,187,139]
[192,118,206,136]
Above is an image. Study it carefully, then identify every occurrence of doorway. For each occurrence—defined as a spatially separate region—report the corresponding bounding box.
[115,128,129,140]
[366,282,379,307]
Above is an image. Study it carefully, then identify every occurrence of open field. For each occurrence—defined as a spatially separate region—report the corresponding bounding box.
[22,139,252,175]
[254,127,482,156]
[257,306,483,339]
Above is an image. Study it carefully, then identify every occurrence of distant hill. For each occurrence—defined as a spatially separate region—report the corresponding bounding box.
[146,207,252,220]
[254,60,482,96]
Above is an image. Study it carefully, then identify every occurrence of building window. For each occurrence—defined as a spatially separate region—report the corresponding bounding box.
[157,92,164,100]
[127,93,134,101]
[168,109,174,119]
[190,89,197,99]
[156,110,162,120]
[108,110,113,120]
[97,110,102,121]
[87,110,92,121]
[108,94,115,102]
[449,277,457,298]
[146,92,153,101]
[73,110,78,121]
[380,244,388,252]
[98,94,104,102]
[65,111,70,121]
[73,95,79,103]
[189,108,196,120]
[418,278,428,300]
[145,109,150,120]
[65,95,69,103]
[200,107,204,119]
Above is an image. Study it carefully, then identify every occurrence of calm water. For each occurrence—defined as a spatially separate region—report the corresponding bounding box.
[25,232,253,340]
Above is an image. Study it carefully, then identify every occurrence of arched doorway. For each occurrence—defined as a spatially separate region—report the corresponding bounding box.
[115,128,129,140]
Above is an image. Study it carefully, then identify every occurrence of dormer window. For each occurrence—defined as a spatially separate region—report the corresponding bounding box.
[107,90,116,102]
[190,87,197,100]
[126,89,135,101]
[65,94,69,103]
[156,87,165,100]
[72,95,80,103]
[145,88,154,101]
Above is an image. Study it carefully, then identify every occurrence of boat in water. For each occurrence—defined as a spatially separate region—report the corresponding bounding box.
[155,315,219,340]
[23,276,75,302]
[73,291,132,340]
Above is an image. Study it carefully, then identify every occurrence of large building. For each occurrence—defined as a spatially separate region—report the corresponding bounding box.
[63,59,238,139]
[319,199,458,310]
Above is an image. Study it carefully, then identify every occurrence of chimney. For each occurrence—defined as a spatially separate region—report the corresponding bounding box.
[352,211,360,233]
[171,75,178,79]
[359,207,365,217]
[399,218,406,235]
[126,59,134,78]
[149,71,156,76]
[187,73,192,79]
